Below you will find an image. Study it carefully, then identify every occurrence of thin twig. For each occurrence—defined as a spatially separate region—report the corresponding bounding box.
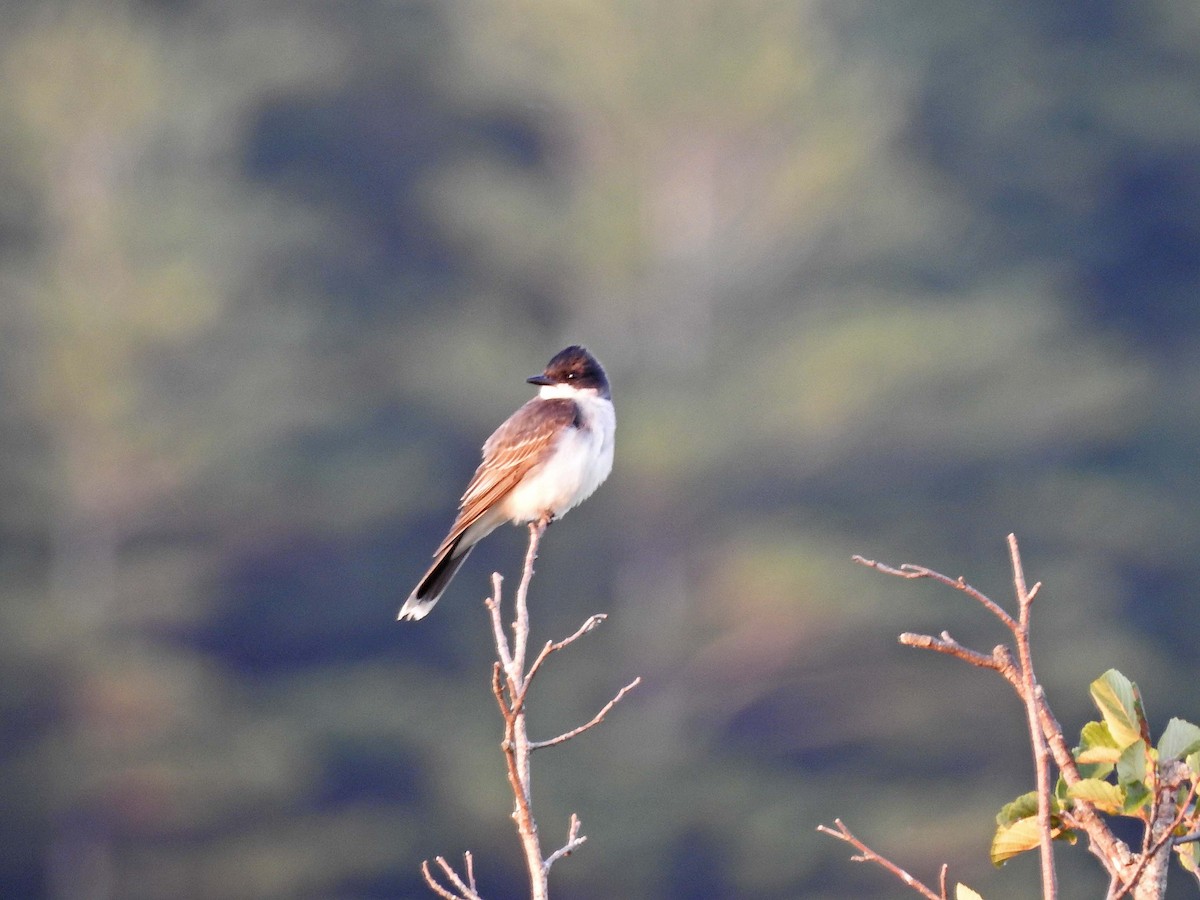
[420,854,483,900]
[486,572,514,676]
[421,860,461,900]
[522,614,608,693]
[491,662,511,722]
[544,813,588,872]
[817,818,944,900]
[464,851,477,894]
[439,854,481,899]
[530,677,642,750]
[852,554,1017,629]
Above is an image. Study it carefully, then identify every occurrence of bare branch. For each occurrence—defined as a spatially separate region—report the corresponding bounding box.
[1007,534,1058,900]
[424,518,641,899]
[817,819,944,900]
[858,539,1136,886]
[486,573,514,676]
[421,861,461,900]
[523,614,608,690]
[544,813,588,872]
[420,854,483,900]
[510,520,546,680]
[440,854,480,899]
[464,852,478,894]
[499,679,542,898]
[899,630,1004,671]
[1008,534,1033,610]
[530,677,643,751]
[852,554,1017,629]
[491,662,512,726]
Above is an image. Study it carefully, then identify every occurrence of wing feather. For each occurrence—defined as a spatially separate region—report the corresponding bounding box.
[430,398,578,557]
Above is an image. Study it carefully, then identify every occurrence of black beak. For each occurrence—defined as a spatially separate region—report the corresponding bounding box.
[526,373,554,385]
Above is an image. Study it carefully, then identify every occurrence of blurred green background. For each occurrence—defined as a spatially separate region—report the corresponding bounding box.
[3,1,1200,898]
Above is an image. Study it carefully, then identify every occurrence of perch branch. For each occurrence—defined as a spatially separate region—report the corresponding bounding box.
[510,519,544,682]
[425,518,641,899]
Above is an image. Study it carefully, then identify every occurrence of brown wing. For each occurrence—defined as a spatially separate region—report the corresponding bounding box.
[431,397,579,556]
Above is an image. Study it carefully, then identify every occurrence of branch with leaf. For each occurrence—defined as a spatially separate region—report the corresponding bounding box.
[819,534,1200,900]
[422,520,641,900]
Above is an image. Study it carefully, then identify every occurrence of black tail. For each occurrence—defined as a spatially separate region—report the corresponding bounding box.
[397,538,473,621]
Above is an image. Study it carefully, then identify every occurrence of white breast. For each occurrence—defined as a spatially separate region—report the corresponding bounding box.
[501,393,615,524]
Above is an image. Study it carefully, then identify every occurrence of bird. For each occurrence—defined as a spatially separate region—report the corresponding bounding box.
[398,345,615,621]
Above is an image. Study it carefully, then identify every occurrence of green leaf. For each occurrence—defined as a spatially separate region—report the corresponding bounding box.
[991,811,1074,866]
[1177,837,1200,875]
[1116,740,1153,815]
[991,816,1043,865]
[955,885,985,900]
[1076,758,1116,781]
[1158,718,1200,761]
[1187,750,1200,778]
[1076,720,1122,766]
[1066,778,1125,815]
[1117,739,1148,786]
[1090,670,1145,748]
[1122,781,1151,816]
[995,791,1040,827]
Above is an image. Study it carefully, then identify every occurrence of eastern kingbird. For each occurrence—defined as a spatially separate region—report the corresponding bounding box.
[398,346,615,621]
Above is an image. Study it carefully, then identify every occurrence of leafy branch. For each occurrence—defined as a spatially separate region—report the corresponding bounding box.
[820,534,1200,900]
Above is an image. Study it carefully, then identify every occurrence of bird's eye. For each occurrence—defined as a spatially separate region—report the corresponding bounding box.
[566,372,576,379]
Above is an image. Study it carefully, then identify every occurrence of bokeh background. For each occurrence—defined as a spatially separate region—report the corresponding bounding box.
[4,1,1200,898]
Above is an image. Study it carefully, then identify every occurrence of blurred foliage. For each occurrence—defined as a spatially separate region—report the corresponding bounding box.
[1,1,1200,898]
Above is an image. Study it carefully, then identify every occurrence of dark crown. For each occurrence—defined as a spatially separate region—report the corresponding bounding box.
[536,346,610,397]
